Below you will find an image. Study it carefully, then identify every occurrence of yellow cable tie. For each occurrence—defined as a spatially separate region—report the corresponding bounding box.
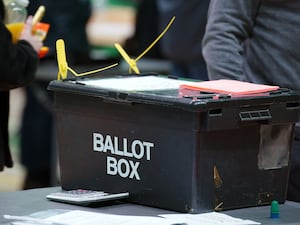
[67,66,78,76]
[56,39,68,80]
[114,43,140,74]
[56,39,118,79]
[69,63,119,77]
[135,16,175,62]
[114,16,175,75]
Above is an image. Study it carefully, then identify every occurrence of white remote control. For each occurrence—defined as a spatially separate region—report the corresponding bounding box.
[46,189,129,206]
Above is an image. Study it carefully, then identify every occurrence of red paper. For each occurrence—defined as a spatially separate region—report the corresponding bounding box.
[180,79,279,95]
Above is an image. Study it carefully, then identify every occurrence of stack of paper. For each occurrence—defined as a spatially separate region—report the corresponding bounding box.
[4,210,261,225]
[180,79,279,95]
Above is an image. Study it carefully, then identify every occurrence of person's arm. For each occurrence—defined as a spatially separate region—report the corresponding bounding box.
[202,0,261,81]
[0,16,41,90]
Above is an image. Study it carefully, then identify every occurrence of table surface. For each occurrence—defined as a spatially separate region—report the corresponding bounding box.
[0,187,299,225]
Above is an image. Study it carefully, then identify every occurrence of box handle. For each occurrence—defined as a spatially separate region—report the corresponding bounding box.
[239,109,271,122]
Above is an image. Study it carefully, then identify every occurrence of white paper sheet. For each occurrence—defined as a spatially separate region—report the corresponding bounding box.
[5,210,261,225]
[160,212,261,225]
[45,210,176,225]
[77,75,194,91]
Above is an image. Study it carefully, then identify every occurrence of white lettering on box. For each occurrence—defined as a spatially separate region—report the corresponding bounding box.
[114,136,123,156]
[107,156,117,175]
[104,135,114,154]
[93,132,154,181]
[129,160,140,180]
[106,156,141,180]
[93,133,104,152]
[144,141,154,161]
[117,158,130,178]
[132,140,144,159]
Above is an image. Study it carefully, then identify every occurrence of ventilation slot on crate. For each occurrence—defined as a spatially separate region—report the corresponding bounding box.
[239,110,271,121]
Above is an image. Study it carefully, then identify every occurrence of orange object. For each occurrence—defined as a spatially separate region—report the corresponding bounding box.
[180,79,280,95]
[6,21,50,43]
[6,22,24,43]
[33,22,50,41]
[39,46,49,58]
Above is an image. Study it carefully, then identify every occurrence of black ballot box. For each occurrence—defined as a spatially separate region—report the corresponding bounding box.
[48,75,300,213]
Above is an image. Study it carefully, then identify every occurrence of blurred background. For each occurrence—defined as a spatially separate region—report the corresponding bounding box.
[0,88,25,191]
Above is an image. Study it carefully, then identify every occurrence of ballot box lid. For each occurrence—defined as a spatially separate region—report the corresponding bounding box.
[48,74,300,113]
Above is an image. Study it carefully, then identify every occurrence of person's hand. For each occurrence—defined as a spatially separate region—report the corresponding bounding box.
[19,16,43,54]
